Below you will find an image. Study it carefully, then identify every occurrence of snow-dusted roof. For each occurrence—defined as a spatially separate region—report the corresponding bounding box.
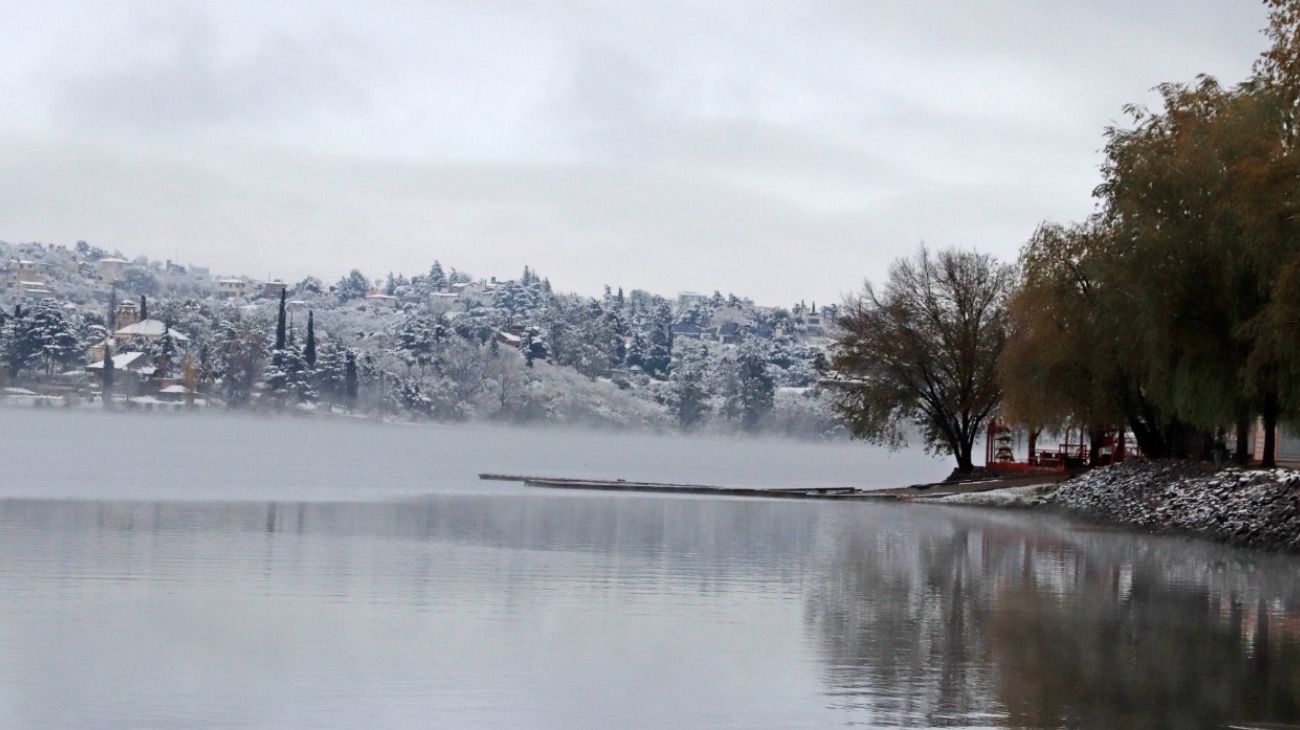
[86,351,151,370]
[159,384,189,393]
[115,319,190,341]
[98,257,128,264]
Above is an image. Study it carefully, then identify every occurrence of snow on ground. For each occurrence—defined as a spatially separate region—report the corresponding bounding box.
[923,483,1056,507]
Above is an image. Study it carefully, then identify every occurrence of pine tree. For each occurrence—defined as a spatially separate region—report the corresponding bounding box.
[304,311,317,367]
[625,330,647,371]
[154,325,177,376]
[725,339,775,432]
[428,261,447,292]
[337,270,370,301]
[670,346,711,429]
[26,299,83,377]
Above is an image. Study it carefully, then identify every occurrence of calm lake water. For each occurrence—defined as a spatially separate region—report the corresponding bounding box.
[1,409,1299,729]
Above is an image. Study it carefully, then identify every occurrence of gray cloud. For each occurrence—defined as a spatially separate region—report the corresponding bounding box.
[48,7,371,136]
[0,0,1274,305]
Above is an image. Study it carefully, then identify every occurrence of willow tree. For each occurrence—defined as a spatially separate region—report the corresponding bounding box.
[1002,221,1129,449]
[1094,8,1300,466]
[830,247,1015,473]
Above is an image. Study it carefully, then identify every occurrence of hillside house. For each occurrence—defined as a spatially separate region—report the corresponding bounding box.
[365,292,399,308]
[217,278,254,298]
[96,257,128,284]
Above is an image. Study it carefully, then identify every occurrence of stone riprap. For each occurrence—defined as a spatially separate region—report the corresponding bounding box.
[1043,460,1300,552]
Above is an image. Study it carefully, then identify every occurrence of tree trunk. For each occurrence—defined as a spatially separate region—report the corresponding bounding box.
[1235,404,1252,466]
[955,451,974,473]
[1087,428,1106,466]
[1127,414,1167,459]
[1161,420,1199,460]
[954,434,976,473]
[1261,392,1279,469]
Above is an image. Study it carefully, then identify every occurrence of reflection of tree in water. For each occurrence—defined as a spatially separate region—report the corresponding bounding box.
[805,523,997,726]
[805,515,1300,728]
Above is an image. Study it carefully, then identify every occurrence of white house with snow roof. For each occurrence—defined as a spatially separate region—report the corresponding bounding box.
[86,351,156,377]
[115,319,189,344]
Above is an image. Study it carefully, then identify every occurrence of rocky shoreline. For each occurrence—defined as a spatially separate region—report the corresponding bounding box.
[1041,460,1300,553]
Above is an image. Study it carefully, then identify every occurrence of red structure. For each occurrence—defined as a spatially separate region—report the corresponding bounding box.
[984,422,1133,472]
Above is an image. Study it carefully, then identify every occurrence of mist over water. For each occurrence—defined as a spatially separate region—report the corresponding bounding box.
[0,409,946,501]
[1,409,1298,728]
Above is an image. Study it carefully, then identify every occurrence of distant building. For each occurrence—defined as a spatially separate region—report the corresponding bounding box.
[89,315,190,363]
[364,292,399,308]
[115,319,189,346]
[113,300,140,330]
[86,351,156,378]
[17,280,53,298]
[217,278,254,298]
[792,302,838,338]
[262,280,288,299]
[157,384,191,402]
[97,257,128,284]
[671,323,705,339]
[677,292,708,310]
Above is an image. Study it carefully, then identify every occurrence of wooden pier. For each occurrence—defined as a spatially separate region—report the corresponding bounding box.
[478,472,1067,502]
[480,473,867,499]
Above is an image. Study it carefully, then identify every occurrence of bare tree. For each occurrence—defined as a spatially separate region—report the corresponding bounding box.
[830,247,1015,473]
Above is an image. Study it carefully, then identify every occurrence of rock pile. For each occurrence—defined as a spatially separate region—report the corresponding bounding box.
[1043,460,1300,552]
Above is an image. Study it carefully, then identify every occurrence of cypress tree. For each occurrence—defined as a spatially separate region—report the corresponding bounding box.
[102,343,115,408]
[107,286,118,331]
[139,295,147,321]
[274,289,287,351]
[344,350,358,409]
[304,311,317,367]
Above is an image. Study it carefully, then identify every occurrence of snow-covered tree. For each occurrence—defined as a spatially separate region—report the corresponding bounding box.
[428,261,448,292]
[337,269,370,301]
[721,338,775,432]
[669,345,712,429]
[214,315,269,408]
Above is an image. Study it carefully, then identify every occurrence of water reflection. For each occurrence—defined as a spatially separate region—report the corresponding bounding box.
[806,507,1300,729]
[0,495,1298,728]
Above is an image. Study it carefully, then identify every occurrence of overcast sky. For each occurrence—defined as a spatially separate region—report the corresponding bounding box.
[0,1,1272,305]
